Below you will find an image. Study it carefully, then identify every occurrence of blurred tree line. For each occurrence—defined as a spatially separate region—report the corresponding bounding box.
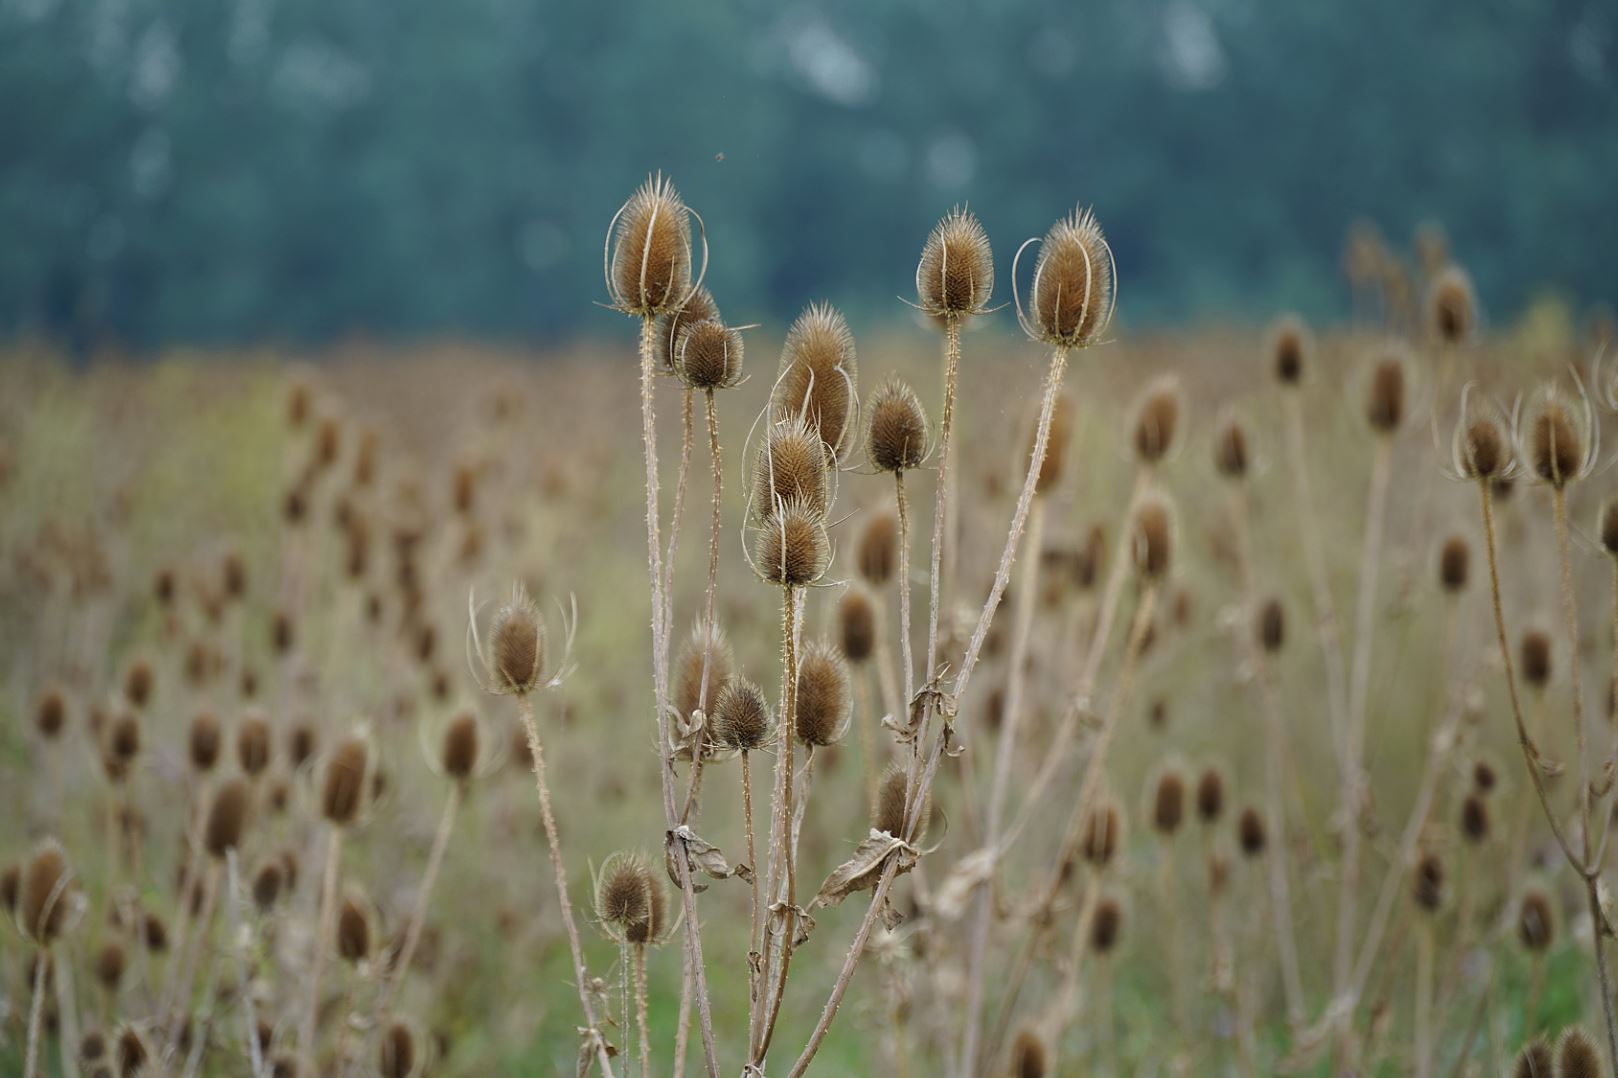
[2,0,1613,350]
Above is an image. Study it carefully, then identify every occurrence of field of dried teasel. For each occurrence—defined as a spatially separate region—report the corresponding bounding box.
[2,181,1618,1076]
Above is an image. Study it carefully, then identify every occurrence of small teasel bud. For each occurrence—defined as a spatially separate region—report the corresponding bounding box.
[1473,757,1498,793]
[866,377,931,474]
[1026,390,1074,495]
[1520,629,1552,691]
[1131,377,1182,465]
[675,318,745,390]
[775,303,860,461]
[485,583,547,695]
[1023,206,1115,348]
[837,586,877,664]
[1518,385,1593,488]
[1601,500,1618,557]
[21,839,75,943]
[1256,597,1285,653]
[1080,801,1121,867]
[1412,852,1444,912]
[1269,316,1310,386]
[205,778,251,858]
[0,863,18,914]
[752,413,831,521]
[1518,888,1554,951]
[337,895,372,963]
[608,173,694,317]
[1007,1026,1049,1078]
[154,567,177,606]
[322,736,370,825]
[270,1052,302,1078]
[222,550,248,602]
[1451,388,1512,481]
[857,511,897,586]
[188,713,221,772]
[1427,264,1475,346]
[143,912,167,951]
[1364,349,1409,434]
[676,622,733,724]
[237,711,272,776]
[81,1030,106,1062]
[1151,767,1186,837]
[442,712,480,782]
[95,941,126,991]
[1090,896,1123,954]
[795,640,852,747]
[36,687,66,740]
[874,764,927,839]
[252,860,284,911]
[916,207,994,318]
[1213,417,1249,479]
[1076,524,1104,590]
[754,500,831,588]
[379,1021,417,1078]
[1459,794,1489,844]
[115,1025,149,1075]
[1196,767,1225,823]
[655,285,719,371]
[288,722,318,770]
[713,678,772,751]
[1438,535,1470,593]
[108,712,140,765]
[594,851,652,939]
[1556,1028,1602,1078]
[1131,495,1174,580]
[1513,1038,1553,1078]
[1237,806,1267,857]
[123,660,153,710]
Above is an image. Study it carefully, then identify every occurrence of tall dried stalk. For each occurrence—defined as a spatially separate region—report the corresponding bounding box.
[376,782,462,1019]
[24,948,47,1078]
[299,831,340,1060]
[924,316,962,679]
[753,585,801,1065]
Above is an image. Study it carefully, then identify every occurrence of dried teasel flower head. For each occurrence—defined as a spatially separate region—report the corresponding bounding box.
[1090,896,1124,954]
[204,778,251,858]
[774,303,860,462]
[321,735,371,826]
[1426,264,1476,346]
[441,711,481,782]
[36,687,66,741]
[753,499,831,588]
[1150,765,1186,837]
[237,710,272,776]
[1521,629,1553,691]
[752,412,832,522]
[1080,800,1122,867]
[1449,385,1514,481]
[654,286,719,371]
[1459,794,1489,844]
[378,1021,419,1078]
[1269,315,1311,386]
[1130,376,1183,465]
[675,621,733,725]
[1513,1037,1553,1078]
[606,173,701,318]
[625,867,668,945]
[1473,757,1499,793]
[1130,494,1174,581]
[674,318,746,391]
[795,640,853,747]
[916,206,994,319]
[288,722,318,770]
[469,582,570,696]
[857,510,897,586]
[115,1024,150,1075]
[1556,1028,1602,1078]
[252,860,283,911]
[1518,888,1554,952]
[95,941,126,992]
[1438,535,1470,593]
[837,585,877,664]
[594,851,654,942]
[712,677,773,751]
[1007,1026,1049,1078]
[188,712,221,772]
[1411,851,1444,913]
[1195,766,1225,823]
[123,660,154,710]
[1213,416,1250,479]
[1515,377,1599,489]
[1601,500,1618,558]
[1237,806,1267,857]
[1364,347,1411,435]
[873,763,928,840]
[1016,205,1115,349]
[336,892,372,964]
[19,839,78,943]
[1256,597,1285,653]
[865,377,931,474]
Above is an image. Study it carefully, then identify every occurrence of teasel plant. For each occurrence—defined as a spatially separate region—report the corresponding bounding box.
[594,851,675,1078]
[18,838,83,1078]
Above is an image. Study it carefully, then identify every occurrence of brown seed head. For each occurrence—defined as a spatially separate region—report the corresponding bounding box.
[337,896,371,963]
[486,583,547,694]
[857,511,897,586]
[874,764,926,839]
[675,318,745,391]
[1237,806,1267,857]
[1131,496,1174,580]
[775,303,859,461]
[795,641,852,747]
[321,736,370,825]
[1427,264,1475,346]
[609,174,694,316]
[1214,418,1249,479]
[1438,535,1470,593]
[379,1022,417,1078]
[36,688,66,740]
[1602,501,1618,557]
[1080,802,1121,867]
[713,678,772,751]
[676,622,733,723]
[0,863,17,914]
[108,713,140,764]
[442,712,480,782]
[95,941,126,991]
[1007,1027,1049,1078]
[837,586,877,664]
[81,1030,106,1063]
[1024,206,1114,348]
[1365,351,1408,434]
[1518,889,1554,951]
[1459,794,1489,844]
[1270,316,1310,385]
[1513,1038,1553,1078]
[252,860,283,911]
[1257,597,1285,653]
[1412,851,1444,912]
[186,713,220,772]
[143,912,167,951]
[1556,1028,1602,1078]
[595,851,653,936]
[1131,378,1182,464]
[20,839,74,942]
[866,377,930,473]
[123,660,153,710]
[1521,629,1552,690]
[1090,897,1123,954]
[205,778,250,858]
[237,712,271,776]
[654,286,719,371]
[1196,767,1225,823]
[753,413,831,521]
[626,868,667,945]
[916,207,994,318]
[1473,758,1498,792]
[1152,768,1185,837]
[755,500,830,588]
[115,1025,149,1075]
[1526,396,1587,487]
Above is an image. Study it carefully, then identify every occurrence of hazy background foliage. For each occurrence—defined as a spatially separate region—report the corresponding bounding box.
[3,0,1615,349]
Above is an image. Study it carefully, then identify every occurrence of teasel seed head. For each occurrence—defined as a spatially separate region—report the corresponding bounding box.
[1438,535,1470,593]
[1601,500,1618,557]
[480,582,548,695]
[1427,264,1476,346]
[252,860,283,911]
[36,687,66,741]
[1080,801,1122,867]
[1473,757,1498,793]
[1131,377,1183,465]
[379,1021,417,1078]
[795,640,853,747]
[866,377,931,474]
[115,1025,150,1075]
[752,413,831,522]
[123,660,153,710]
[1026,390,1075,495]
[95,941,126,992]
[1518,888,1554,951]
[1213,417,1249,479]
[1019,206,1115,348]
[675,318,746,391]
[1459,794,1489,844]
[1556,1028,1602,1078]
[20,839,75,943]
[440,711,480,782]
[1007,1026,1049,1078]
[1269,316,1310,386]
[655,286,719,371]
[837,585,877,664]
[1131,494,1174,581]
[0,863,17,914]
[754,499,831,588]
[625,868,668,945]
[143,911,167,951]
[712,677,772,751]
[1256,597,1285,653]
[607,173,697,317]
[1517,381,1597,489]
[775,303,860,461]
[1365,349,1410,434]
[857,511,897,586]
[1196,767,1225,824]
[81,1030,106,1063]
[205,778,250,858]
[1151,766,1186,837]
[1449,387,1513,481]
[1412,851,1444,912]
[321,736,370,826]
[237,711,272,776]
[594,851,653,940]
[1237,806,1267,857]
[1090,897,1123,954]
[337,894,372,963]
[874,764,927,840]
[288,722,318,770]
[1513,1037,1553,1078]
[676,621,734,725]
[916,207,994,319]
[182,713,219,772]
[1521,629,1552,691]
[108,712,141,766]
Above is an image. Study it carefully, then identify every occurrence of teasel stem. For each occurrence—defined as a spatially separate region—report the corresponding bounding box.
[896,470,917,724]
[377,782,462,1019]
[959,497,1046,1071]
[678,390,725,826]
[741,748,761,1028]
[635,316,719,1077]
[753,585,801,1065]
[1414,920,1435,1078]
[25,945,47,1078]
[619,936,631,1077]
[1335,436,1393,1005]
[226,849,268,1078]
[1553,487,1594,859]
[924,315,962,681]
[516,694,617,1076]
[300,828,341,1060]
[634,944,651,1078]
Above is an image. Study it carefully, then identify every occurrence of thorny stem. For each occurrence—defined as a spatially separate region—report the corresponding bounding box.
[754,586,801,1065]
[516,697,616,1077]
[635,316,719,1077]
[634,944,652,1078]
[924,317,961,681]
[377,783,461,1019]
[896,471,917,723]
[742,750,761,1033]
[25,945,47,1078]
[620,937,632,1078]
